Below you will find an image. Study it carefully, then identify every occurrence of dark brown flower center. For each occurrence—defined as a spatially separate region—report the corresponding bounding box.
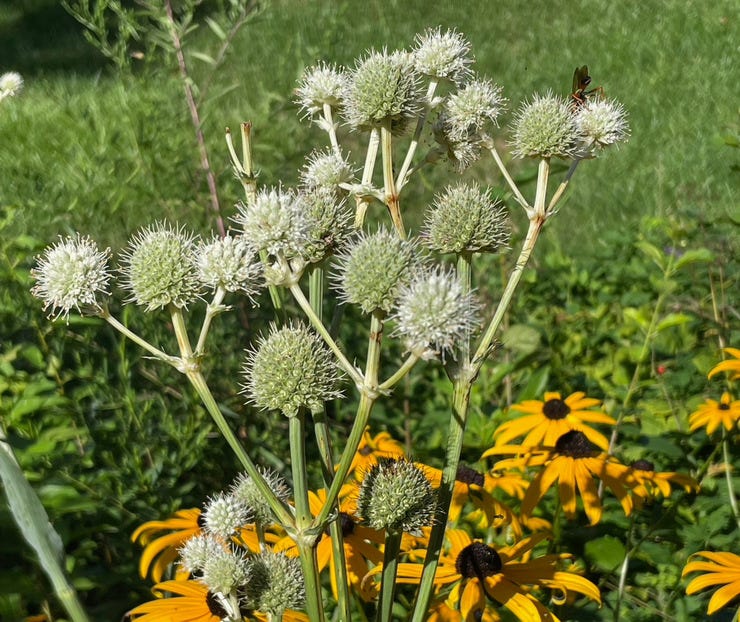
[206,591,229,618]
[196,512,207,530]
[555,430,599,458]
[455,542,503,579]
[456,465,485,487]
[632,459,655,472]
[359,445,373,456]
[338,511,356,537]
[543,398,571,420]
[719,402,730,411]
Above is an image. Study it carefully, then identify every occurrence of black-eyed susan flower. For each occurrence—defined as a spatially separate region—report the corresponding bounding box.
[689,392,740,435]
[493,391,616,451]
[389,529,600,622]
[683,551,740,617]
[131,509,203,582]
[427,600,501,622]
[124,579,225,621]
[345,427,406,477]
[708,347,740,380]
[488,431,635,525]
[629,459,699,508]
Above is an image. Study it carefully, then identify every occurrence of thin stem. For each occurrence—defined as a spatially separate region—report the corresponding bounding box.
[396,80,438,192]
[195,287,227,355]
[101,309,181,369]
[309,266,324,324]
[355,128,380,228]
[722,433,740,528]
[378,352,421,392]
[485,140,530,211]
[163,0,225,237]
[376,529,403,622]
[546,157,582,214]
[613,515,636,622]
[380,123,406,239]
[289,282,364,387]
[323,103,340,154]
[532,157,550,218]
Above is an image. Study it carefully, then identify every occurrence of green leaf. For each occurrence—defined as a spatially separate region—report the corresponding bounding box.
[205,16,227,40]
[635,240,666,269]
[655,312,692,333]
[674,247,714,270]
[584,535,626,572]
[501,324,541,355]
[190,51,216,65]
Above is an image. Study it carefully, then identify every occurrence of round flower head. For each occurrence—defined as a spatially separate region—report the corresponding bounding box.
[333,227,421,314]
[440,79,505,141]
[244,551,305,616]
[342,49,423,134]
[0,71,23,101]
[300,187,353,264]
[300,148,355,194]
[200,545,249,595]
[412,28,474,86]
[242,322,343,417]
[202,492,253,539]
[295,62,346,118]
[119,222,201,311]
[195,234,262,297]
[231,468,291,526]
[31,234,111,321]
[424,182,510,254]
[179,533,228,576]
[234,188,308,260]
[391,265,481,360]
[510,92,580,159]
[575,97,630,150]
[356,457,436,533]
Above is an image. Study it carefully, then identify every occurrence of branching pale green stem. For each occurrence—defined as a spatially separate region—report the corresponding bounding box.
[485,139,530,211]
[322,103,340,154]
[195,286,227,355]
[380,123,405,239]
[396,80,438,192]
[355,128,380,228]
[379,352,421,392]
[101,309,181,369]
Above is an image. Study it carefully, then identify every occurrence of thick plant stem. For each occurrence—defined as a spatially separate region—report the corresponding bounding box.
[380,123,406,239]
[376,529,403,622]
[290,414,325,622]
[355,128,380,228]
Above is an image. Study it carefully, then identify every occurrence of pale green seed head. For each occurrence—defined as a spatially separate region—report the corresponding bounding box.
[357,458,436,533]
[202,492,253,539]
[300,148,355,193]
[424,183,510,254]
[200,546,249,595]
[342,49,423,134]
[510,92,580,159]
[300,187,353,264]
[575,97,630,150]
[242,322,343,417]
[244,551,305,616]
[295,62,346,118]
[333,228,421,314]
[231,468,291,526]
[196,234,262,296]
[412,27,474,85]
[179,533,227,576]
[119,222,201,311]
[31,234,111,321]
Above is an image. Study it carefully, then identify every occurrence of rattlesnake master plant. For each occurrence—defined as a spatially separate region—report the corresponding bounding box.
[30,26,629,622]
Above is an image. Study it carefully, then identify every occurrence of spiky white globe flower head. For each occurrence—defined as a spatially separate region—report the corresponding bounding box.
[300,148,355,193]
[424,182,510,254]
[31,234,111,321]
[356,458,436,533]
[179,533,228,576]
[441,79,505,140]
[196,234,262,297]
[332,227,422,315]
[300,187,353,264]
[510,92,580,159]
[412,27,474,85]
[119,222,201,311]
[0,71,23,100]
[295,62,346,118]
[242,322,344,418]
[244,551,305,616]
[342,49,423,134]
[391,265,481,359]
[234,188,309,260]
[575,97,630,150]
[201,545,249,595]
[231,468,291,526]
[202,492,253,539]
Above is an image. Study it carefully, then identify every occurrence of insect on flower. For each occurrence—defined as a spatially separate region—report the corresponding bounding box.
[571,65,604,108]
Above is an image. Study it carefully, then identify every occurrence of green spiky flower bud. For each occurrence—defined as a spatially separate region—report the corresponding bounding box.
[357,458,436,533]
[342,50,422,134]
[575,98,630,151]
[424,183,510,254]
[231,468,291,526]
[196,234,262,297]
[201,546,249,595]
[300,148,355,194]
[300,188,353,264]
[179,533,228,576]
[412,28,473,85]
[510,92,579,159]
[244,551,305,616]
[391,265,481,359]
[202,492,253,539]
[242,322,343,417]
[333,228,421,314]
[31,234,111,321]
[119,222,201,311]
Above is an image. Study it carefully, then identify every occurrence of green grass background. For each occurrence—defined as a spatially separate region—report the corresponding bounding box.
[1,0,737,250]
